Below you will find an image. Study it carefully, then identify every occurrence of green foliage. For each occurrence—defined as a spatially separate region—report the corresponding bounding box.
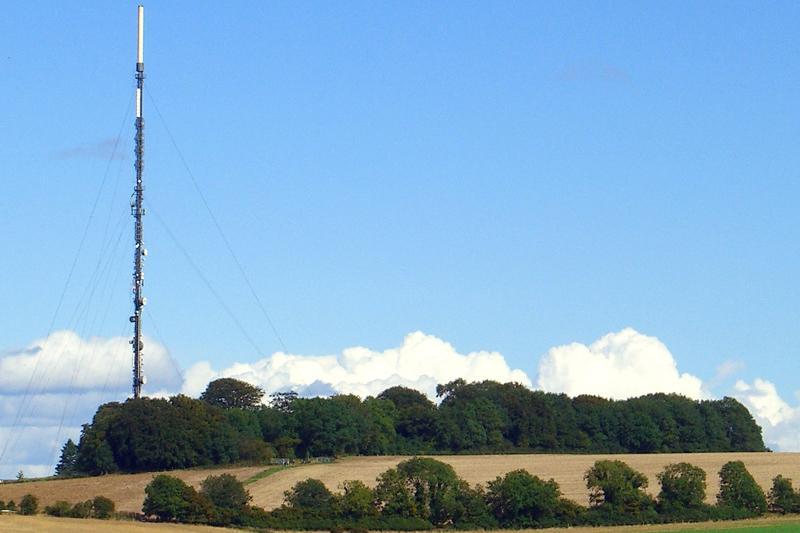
[92,495,115,519]
[19,494,38,515]
[284,478,335,516]
[377,386,438,451]
[486,469,565,527]
[769,475,800,514]
[143,474,213,523]
[449,482,497,529]
[396,457,463,524]
[201,377,264,410]
[657,462,707,512]
[41,496,115,520]
[69,499,93,518]
[77,396,270,474]
[200,473,251,512]
[6,500,16,511]
[374,467,417,518]
[585,460,654,516]
[372,457,468,526]
[337,480,375,519]
[55,439,80,477]
[717,461,767,515]
[44,500,70,517]
[76,402,123,474]
[269,391,299,412]
[72,381,765,474]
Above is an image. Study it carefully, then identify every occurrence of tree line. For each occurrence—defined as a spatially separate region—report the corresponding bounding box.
[61,378,765,476]
[137,457,796,529]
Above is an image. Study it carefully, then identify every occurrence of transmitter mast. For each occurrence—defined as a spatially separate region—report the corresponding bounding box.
[131,5,147,398]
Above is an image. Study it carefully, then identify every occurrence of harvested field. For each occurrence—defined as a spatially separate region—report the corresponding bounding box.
[0,514,237,532]
[2,453,800,514]
[247,452,800,510]
[0,465,263,514]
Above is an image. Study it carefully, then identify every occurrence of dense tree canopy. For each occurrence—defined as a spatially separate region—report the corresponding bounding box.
[71,379,765,475]
[201,378,265,410]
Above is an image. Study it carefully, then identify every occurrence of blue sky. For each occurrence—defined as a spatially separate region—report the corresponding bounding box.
[2,1,800,472]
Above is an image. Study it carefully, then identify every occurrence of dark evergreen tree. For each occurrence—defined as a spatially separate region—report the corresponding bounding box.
[55,438,79,477]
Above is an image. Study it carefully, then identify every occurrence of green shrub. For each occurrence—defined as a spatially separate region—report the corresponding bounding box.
[486,469,563,527]
[373,457,468,526]
[6,500,16,512]
[449,481,496,529]
[337,480,375,519]
[19,494,38,515]
[143,474,213,523]
[92,495,115,519]
[44,500,72,517]
[717,461,767,515]
[585,460,654,516]
[284,478,335,516]
[768,475,800,514]
[374,468,416,518]
[657,462,706,512]
[69,499,93,518]
[201,473,251,512]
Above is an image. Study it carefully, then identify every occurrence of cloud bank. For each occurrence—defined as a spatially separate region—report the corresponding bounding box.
[0,330,181,396]
[734,378,800,451]
[0,330,181,478]
[536,328,706,400]
[3,327,799,478]
[182,331,532,399]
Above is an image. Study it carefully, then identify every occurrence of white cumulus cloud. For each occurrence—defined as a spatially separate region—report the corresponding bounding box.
[9,326,800,477]
[183,331,532,400]
[0,331,181,479]
[536,328,706,400]
[734,378,800,450]
[0,330,181,395]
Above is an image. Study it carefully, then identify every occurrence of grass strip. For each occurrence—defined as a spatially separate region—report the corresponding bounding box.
[243,466,285,485]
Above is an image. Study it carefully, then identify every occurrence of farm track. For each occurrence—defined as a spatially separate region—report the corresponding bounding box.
[2,453,799,514]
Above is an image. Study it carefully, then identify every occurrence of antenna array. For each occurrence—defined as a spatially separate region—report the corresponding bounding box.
[130,5,146,398]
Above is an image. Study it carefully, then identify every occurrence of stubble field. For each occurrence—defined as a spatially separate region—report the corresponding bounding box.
[1,453,799,514]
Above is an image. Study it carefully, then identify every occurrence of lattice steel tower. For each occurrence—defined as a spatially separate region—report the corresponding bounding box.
[130,5,147,398]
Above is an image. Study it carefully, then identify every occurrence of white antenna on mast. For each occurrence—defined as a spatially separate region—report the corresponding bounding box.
[130,4,147,398]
